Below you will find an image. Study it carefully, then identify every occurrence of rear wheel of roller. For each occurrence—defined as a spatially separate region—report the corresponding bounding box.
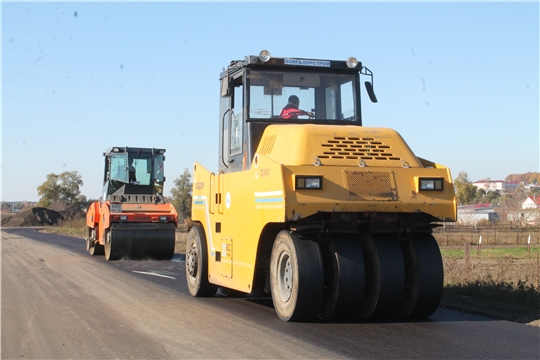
[319,236,365,321]
[358,232,405,319]
[399,233,443,319]
[89,240,104,256]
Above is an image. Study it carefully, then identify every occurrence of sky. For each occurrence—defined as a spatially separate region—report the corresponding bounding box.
[2,1,539,202]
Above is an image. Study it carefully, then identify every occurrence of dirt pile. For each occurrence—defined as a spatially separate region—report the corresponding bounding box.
[1,208,64,227]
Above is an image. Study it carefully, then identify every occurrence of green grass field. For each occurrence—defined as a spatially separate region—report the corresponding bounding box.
[441,246,540,259]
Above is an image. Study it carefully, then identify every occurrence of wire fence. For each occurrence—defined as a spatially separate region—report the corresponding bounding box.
[433,225,540,247]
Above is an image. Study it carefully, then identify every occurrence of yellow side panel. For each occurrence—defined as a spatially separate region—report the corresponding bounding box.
[192,158,285,293]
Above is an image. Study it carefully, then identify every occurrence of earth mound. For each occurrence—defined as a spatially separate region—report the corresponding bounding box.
[1,207,64,227]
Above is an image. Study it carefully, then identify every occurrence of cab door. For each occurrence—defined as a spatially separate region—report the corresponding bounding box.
[219,73,246,173]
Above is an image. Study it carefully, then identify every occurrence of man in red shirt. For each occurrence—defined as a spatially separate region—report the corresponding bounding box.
[279,95,314,119]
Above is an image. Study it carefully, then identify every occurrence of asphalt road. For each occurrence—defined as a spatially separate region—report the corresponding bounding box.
[2,227,539,359]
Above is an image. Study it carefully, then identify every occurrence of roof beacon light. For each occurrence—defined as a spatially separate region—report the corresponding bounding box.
[346,56,359,69]
[259,50,271,63]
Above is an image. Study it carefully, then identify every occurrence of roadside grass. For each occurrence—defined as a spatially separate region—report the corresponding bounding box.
[441,246,540,322]
[444,275,540,308]
[175,227,188,254]
[46,217,86,237]
[441,247,540,259]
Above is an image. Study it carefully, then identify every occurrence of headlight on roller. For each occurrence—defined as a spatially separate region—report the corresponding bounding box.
[346,56,359,68]
[259,50,271,62]
[418,178,444,191]
[295,176,323,190]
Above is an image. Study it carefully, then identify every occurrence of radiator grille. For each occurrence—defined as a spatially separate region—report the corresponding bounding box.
[259,134,277,155]
[319,136,401,161]
[343,170,397,201]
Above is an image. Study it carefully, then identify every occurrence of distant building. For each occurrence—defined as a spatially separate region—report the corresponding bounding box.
[522,195,540,209]
[457,203,499,225]
[515,196,540,224]
[523,183,540,192]
[473,179,519,192]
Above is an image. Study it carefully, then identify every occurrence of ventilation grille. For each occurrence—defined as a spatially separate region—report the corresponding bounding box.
[109,195,161,204]
[319,137,401,161]
[259,134,277,155]
[343,171,397,201]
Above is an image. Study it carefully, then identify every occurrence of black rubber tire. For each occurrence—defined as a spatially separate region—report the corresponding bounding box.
[270,231,324,322]
[185,224,217,297]
[129,226,176,260]
[398,233,444,319]
[86,226,104,256]
[319,236,365,320]
[358,232,405,319]
[85,226,92,252]
[104,229,124,261]
[89,240,104,256]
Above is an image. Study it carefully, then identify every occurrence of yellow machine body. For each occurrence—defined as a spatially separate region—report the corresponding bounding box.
[192,124,456,292]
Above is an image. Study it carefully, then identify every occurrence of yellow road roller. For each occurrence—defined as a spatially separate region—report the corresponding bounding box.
[187,51,456,321]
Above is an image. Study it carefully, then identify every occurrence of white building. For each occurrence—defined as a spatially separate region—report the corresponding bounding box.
[522,196,540,209]
[514,196,540,224]
[457,203,499,225]
[473,179,519,192]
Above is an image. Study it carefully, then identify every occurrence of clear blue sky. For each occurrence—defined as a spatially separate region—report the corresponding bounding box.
[2,2,539,202]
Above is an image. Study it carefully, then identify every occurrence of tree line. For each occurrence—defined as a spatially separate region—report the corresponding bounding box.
[454,171,540,206]
[505,172,540,184]
[34,169,193,219]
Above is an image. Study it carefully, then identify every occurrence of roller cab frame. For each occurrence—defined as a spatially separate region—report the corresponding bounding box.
[189,51,456,321]
[86,146,178,260]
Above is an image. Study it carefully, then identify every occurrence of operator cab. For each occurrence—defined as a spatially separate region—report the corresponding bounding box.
[102,147,166,203]
[219,50,377,172]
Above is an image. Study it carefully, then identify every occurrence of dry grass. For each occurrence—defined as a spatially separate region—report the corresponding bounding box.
[175,227,188,254]
[441,247,540,323]
[45,217,86,237]
[442,247,539,288]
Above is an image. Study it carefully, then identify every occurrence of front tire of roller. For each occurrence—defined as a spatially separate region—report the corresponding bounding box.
[104,229,122,261]
[186,224,217,297]
[270,231,324,322]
